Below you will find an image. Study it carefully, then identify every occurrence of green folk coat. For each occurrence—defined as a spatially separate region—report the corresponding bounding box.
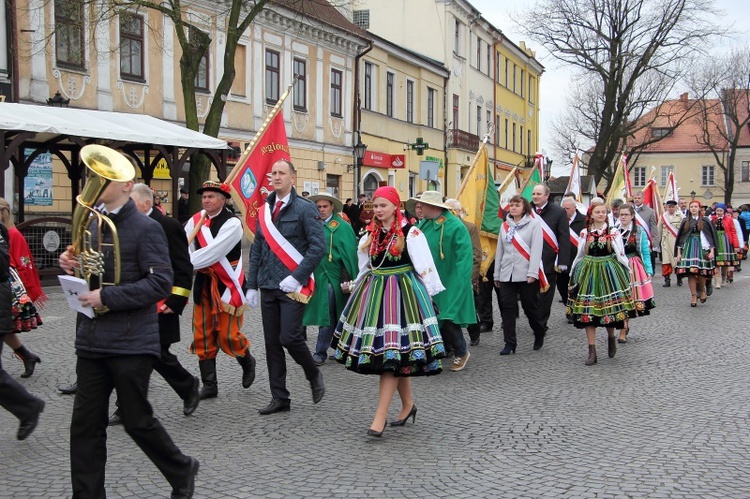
[303,214,359,326]
[419,210,477,326]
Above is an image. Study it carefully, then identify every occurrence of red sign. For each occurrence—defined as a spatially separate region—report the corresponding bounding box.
[363,151,406,169]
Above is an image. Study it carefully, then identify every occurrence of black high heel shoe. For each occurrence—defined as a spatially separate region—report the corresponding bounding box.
[367,424,386,437]
[390,405,417,427]
[499,345,516,355]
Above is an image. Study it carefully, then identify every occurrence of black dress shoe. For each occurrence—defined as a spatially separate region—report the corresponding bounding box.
[533,336,545,350]
[17,399,44,440]
[58,383,77,395]
[310,371,325,404]
[469,338,480,346]
[479,324,493,333]
[183,377,200,416]
[499,345,516,355]
[108,409,123,426]
[258,398,291,415]
[171,457,199,499]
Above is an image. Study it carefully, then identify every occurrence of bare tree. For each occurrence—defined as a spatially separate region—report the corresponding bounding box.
[520,0,726,191]
[689,47,750,204]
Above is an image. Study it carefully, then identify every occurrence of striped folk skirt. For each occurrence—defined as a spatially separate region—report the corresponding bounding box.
[331,265,445,376]
[676,233,715,276]
[627,255,656,316]
[566,254,636,329]
[715,229,739,267]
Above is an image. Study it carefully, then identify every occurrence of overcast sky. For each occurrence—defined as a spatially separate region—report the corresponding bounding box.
[471,0,750,175]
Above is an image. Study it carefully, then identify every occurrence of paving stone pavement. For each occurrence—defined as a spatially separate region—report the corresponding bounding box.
[1,271,750,498]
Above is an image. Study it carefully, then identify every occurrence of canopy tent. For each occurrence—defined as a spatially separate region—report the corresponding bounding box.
[0,103,229,222]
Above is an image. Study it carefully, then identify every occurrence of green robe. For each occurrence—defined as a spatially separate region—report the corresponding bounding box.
[420,210,477,326]
[303,214,359,326]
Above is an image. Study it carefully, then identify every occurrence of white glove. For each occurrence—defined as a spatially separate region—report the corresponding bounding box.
[557,265,568,272]
[279,276,301,293]
[245,289,259,308]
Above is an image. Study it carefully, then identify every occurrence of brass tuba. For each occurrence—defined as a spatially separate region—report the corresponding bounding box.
[71,145,136,313]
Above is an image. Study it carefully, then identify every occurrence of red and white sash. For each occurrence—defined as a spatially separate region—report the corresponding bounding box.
[530,211,559,253]
[258,201,315,303]
[634,211,651,239]
[569,226,581,249]
[503,221,550,292]
[661,213,679,238]
[194,215,246,311]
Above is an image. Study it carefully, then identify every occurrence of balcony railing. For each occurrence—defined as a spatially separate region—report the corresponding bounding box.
[448,129,480,152]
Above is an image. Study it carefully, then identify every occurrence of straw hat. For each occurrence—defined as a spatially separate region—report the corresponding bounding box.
[416,190,448,210]
[308,192,343,213]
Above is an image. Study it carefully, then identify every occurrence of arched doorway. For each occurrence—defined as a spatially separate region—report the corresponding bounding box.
[362,170,383,199]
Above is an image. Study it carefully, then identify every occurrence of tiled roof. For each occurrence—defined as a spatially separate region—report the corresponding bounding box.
[272,0,369,39]
[629,94,727,153]
[723,89,750,147]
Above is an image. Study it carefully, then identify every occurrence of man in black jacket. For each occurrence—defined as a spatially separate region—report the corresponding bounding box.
[557,196,586,303]
[109,184,199,425]
[246,159,326,415]
[59,160,198,499]
[0,222,45,441]
[531,185,571,347]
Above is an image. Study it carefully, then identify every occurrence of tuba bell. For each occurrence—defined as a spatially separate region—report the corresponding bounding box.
[71,145,136,314]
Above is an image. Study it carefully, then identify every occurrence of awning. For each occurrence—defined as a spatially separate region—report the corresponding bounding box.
[0,103,227,149]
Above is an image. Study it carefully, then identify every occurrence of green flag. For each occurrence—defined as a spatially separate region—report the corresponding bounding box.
[521,168,542,201]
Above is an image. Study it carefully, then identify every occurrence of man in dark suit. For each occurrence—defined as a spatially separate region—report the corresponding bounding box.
[109,184,199,425]
[633,190,658,269]
[351,193,367,234]
[531,185,571,346]
[557,196,586,303]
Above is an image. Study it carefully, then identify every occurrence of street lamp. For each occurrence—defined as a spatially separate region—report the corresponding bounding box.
[46,91,69,107]
[348,134,367,172]
[544,157,554,181]
[690,190,696,199]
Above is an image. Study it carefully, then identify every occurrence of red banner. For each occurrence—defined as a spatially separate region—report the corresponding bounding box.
[228,112,290,240]
[363,151,406,169]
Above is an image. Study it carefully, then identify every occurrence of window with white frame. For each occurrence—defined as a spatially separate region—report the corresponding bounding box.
[363,62,373,111]
[195,48,209,92]
[265,49,280,103]
[742,161,750,182]
[633,166,646,187]
[55,0,85,68]
[330,69,343,117]
[119,13,144,80]
[293,58,306,110]
[476,36,481,69]
[702,165,715,186]
[476,105,481,136]
[660,165,674,186]
[386,72,394,118]
[427,87,436,128]
[454,20,461,55]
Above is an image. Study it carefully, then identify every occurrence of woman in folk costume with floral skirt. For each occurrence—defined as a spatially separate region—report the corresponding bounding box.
[566,200,636,366]
[710,203,739,289]
[331,186,445,437]
[0,198,44,378]
[675,200,716,307]
[616,203,656,344]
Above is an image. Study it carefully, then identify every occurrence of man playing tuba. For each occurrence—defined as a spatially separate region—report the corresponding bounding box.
[59,145,199,499]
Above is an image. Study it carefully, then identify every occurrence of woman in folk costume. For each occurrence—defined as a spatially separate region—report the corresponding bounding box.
[710,203,740,288]
[728,208,745,277]
[0,198,44,378]
[492,195,547,355]
[674,200,716,307]
[566,200,636,366]
[331,186,445,437]
[616,203,656,344]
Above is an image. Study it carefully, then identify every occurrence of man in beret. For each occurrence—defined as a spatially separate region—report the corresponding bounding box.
[185,181,256,400]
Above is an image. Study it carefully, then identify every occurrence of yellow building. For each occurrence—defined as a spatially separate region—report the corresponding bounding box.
[358,33,449,200]
[11,0,368,215]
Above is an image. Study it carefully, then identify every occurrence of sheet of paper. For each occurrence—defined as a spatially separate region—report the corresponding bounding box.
[58,275,95,319]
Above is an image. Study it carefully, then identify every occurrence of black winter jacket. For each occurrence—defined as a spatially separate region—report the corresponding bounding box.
[75,199,173,357]
[0,224,12,336]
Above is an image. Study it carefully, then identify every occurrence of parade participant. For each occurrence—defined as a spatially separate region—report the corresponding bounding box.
[342,198,356,224]
[358,195,375,234]
[352,193,368,234]
[246,159,326,415]
[0,198,44,378]
[558,197,586,303]
[632,190,658,268]
[729,208,744,276]
[493,195,547,354]
[617,204,656,343]
[444,198,483,346]
[678,198,688,217]
[531,185,571,341]
[567,200,636,365]
[331,186,445,437]
[153,191,166,215]
[658,200,685,287]
[675,200,716,307]
[303,193,358,365]
[710,203,740,289]
[108,184,199,425]
[58,165,198,498]
[185,181,256,400]
[177,188,190,224]
[418,191,475,371]
[0,220,45,441]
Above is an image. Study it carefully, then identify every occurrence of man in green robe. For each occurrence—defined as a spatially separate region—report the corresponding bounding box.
[303,193,359,365]
[416,191,476,372]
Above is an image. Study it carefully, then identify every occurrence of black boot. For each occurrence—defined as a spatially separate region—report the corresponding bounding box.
[14,345,41,378]
[236,350,256,388]
[676,275,683,286]
[198,359,218,400]
[663,276,671,287]
[608,335,617,358]
[585,345,597,366]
